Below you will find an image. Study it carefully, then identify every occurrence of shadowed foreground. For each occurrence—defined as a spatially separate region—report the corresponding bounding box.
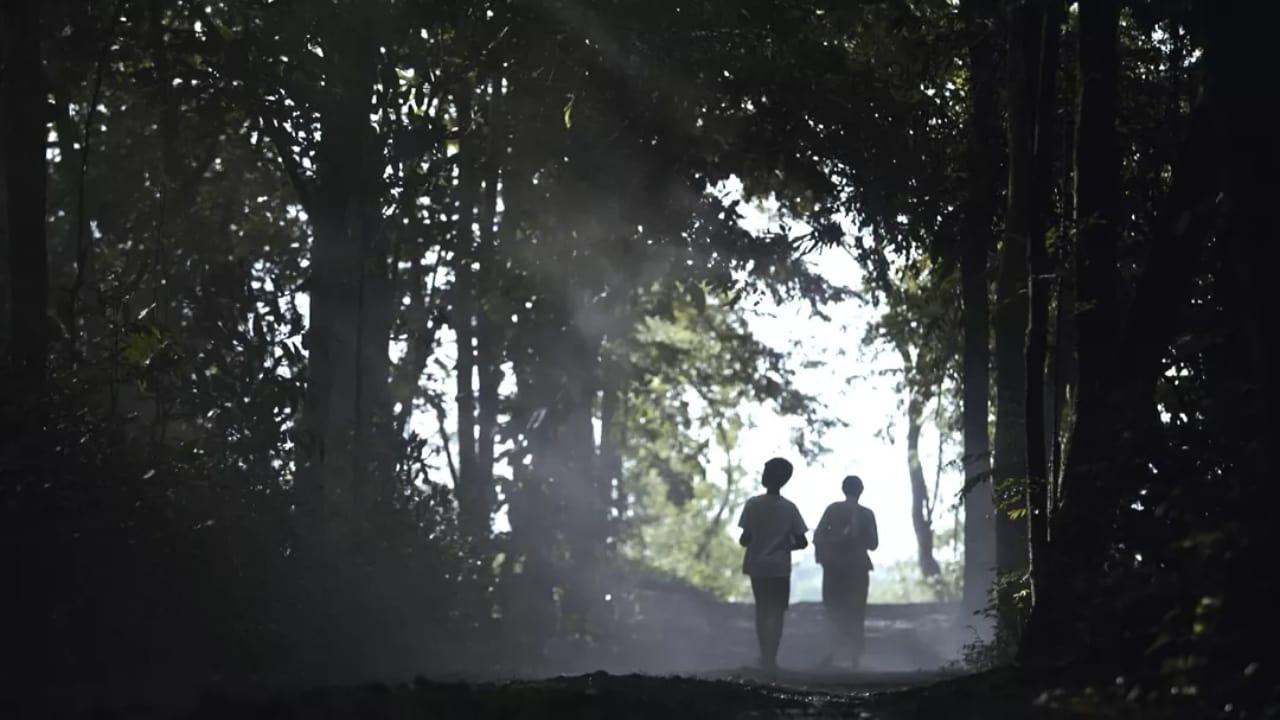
[164,669,1110,720]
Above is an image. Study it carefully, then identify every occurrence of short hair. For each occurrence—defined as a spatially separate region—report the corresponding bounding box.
[842,475,864,497]
[762,457,794,490]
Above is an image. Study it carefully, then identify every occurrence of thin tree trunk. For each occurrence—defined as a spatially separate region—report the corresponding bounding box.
[475,78,504,535]
[1049,15,1078,509]
[65,4,121,364]
[897,344,942,578]
[453,83,482,538]
[390,247,444,438]
[1049,242,1076,505]
[959,0,1000,626]
[908,387,942,578]
[1023,0,1064,604]
[1064,0,1122,514]
[994,0,1037,639]
[1020,0,1123,661]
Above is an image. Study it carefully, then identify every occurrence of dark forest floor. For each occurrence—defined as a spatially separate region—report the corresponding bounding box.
[14,597,1180,718]
[22,668,1115,720]
[158,669,1091,720]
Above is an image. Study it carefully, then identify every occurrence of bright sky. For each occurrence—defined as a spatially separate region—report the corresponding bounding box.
[399,180,966,597]
[733,248,961,571]
[729,184,964,581]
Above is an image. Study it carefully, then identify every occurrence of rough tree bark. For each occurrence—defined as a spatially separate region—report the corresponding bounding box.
[958,0,1000,626]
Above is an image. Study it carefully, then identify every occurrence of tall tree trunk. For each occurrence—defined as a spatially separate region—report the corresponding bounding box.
[1201,0,1280,666]
[959,0,1000,627]
[907,387,942,579]
[898,344,942,578]
[1023,0,1063,604]
[302,20,389,535]
[453,83,482,538]
[2,0,49,389]
[1049,242,1076,504]
[1020,0,1123,662]
[475,78,503,544]
[1063,0,1122,516]
[993,0,1038,640]
[1049,17,1078,509]
[509,296,605,660]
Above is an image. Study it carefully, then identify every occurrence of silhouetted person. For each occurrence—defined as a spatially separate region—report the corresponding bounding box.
[814,475,878,669]
[738,457,808,671]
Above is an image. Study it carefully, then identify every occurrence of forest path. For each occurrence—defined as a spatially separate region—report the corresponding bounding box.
[552,591,973,676]
[173,669,1072,720]
[36,599,1002,718]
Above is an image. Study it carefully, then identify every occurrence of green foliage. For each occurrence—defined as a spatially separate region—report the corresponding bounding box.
[626,466,751,601]
[620,289,834,599]
[870,522,964,604]
[8,1,1277,713]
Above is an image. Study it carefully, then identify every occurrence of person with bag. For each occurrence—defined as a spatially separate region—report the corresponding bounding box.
[813,475,878,669]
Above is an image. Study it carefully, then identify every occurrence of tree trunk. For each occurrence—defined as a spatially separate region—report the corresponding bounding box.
[2,0,49,388]
[1023,0,1063,604]
[1020,0,1123,662]
[1064,0,1122,513]
[301,21,390,534]
[907,385,942,579]
[1201,0,1280,666]
[453,83,483,538]
[993,0,1037,638]
[1049,18,1078,508]
[508,295,605,660]
[475,79,503,543]
[958,0,1000,627]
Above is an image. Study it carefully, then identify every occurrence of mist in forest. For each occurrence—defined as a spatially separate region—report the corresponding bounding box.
[5,0,1280,717]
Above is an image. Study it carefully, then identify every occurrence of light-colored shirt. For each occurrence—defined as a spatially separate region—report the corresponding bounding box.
[814,500,878,571]
[738,493,808,577]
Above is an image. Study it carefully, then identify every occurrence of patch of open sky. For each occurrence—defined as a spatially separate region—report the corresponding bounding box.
[720,177,964,601]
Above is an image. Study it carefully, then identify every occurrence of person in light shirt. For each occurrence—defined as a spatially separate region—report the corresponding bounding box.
[737,457,809,671]
[814,475,879,669]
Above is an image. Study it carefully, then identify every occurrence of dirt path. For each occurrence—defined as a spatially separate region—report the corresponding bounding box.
[166,670,1079,720]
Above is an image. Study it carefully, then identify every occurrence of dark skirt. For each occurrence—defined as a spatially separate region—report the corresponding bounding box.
[821,565,869,647]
